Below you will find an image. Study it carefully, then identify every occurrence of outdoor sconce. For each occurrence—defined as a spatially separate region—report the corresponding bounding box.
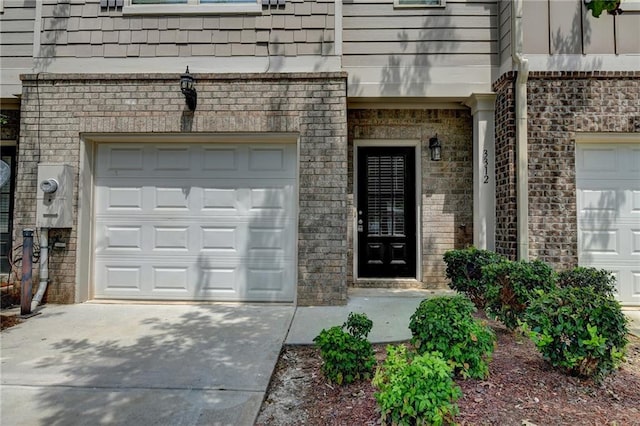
[429,135,442,161]
[180,66,197,111]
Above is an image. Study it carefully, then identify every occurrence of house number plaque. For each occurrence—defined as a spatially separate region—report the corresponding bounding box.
[483,149,489,184]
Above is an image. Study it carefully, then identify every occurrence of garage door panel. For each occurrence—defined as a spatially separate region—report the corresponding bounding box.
[203,148,238,171]
[94,142,296,302]
[577,141,640,305]
[154,227,189,251]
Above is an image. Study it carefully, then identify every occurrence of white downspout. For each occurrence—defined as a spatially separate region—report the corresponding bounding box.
[32,228,49,310]
[512,0,529,260]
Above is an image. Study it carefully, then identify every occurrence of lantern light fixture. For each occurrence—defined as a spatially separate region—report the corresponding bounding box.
[180,66,197,111]
[429,135,442,161]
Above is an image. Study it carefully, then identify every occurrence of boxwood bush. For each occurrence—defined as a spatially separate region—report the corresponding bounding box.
[313,312,376,385]
[408,295,496,379]
[483,259,557,330]
[557,266,617,297]
[524,286,628,382]
[443,247,506,309]
[373,345,462,426]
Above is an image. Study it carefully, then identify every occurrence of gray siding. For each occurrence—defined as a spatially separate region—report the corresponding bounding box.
[0,1,35,58]
[498,0,511,70]
[342,0,498,68]
[523,0,640,55]
[37,0,335,59]
[0,0,36,97]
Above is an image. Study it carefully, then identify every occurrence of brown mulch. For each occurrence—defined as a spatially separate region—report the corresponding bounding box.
[0,314,22,331]
[256,318,640,426]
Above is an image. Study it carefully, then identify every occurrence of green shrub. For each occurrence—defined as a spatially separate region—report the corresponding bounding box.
[524,286,628,382]
[408,295,496,379]
[483,259,557,330]
[557,266,617,297]
[443,247,505,308]
[313,312,376,385]
[373,345,462,426]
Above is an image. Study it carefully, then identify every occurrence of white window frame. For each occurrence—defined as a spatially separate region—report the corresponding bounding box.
[123,0,262,15]
[394,0,445,8]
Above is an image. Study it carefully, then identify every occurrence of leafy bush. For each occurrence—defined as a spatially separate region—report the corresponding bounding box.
[483,259,557,330]
[557,266,617,297]
[313,312,376,385]
[443,247,505,308]
[373,345,462,426]
[409,295,496,379]
[524,286,628,382]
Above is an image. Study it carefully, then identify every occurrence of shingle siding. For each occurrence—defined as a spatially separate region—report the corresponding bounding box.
[36,0,336,59]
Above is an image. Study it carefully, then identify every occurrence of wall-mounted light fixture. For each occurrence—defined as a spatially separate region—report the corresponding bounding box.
[429,135,442,161]
[180,66,197,111]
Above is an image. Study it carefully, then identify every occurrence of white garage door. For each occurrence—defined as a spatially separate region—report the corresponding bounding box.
[94,143,297,302]
[576,141,640,305]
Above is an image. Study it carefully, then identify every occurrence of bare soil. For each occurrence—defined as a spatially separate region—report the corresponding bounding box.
[257,318,640,426]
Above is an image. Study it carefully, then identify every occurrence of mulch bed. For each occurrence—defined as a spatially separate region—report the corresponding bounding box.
[257,318,640,425]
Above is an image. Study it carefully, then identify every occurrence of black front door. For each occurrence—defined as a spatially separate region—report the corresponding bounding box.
[357,147,416,278]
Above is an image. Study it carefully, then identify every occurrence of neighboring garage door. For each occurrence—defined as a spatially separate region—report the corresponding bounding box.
[576,141,640,305]
[94,143,297,302]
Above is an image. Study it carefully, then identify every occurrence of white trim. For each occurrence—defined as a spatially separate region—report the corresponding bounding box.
[464,93,497,251]
[574,132,640,144]
[80,132,300,303]
[348,99,467,110]
[123,0,262,15]
[33,56,342,75]
[32,0,42,59]
[526,54,640,72]
[353,139,422,282]
[334,0,343,57]
[81,132,299,144]
[76,136,94,302]
[394,0,446,8]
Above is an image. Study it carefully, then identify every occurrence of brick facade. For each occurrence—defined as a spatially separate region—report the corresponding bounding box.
[347,109,474,288]
[494,71,640,269]
[493,72,517,260]
[16,72,348,305]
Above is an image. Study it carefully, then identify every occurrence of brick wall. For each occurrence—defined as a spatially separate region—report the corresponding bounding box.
[494,71,640,269]
[347,109,474,289]
[492,72,517,260]
[16,72,348,305]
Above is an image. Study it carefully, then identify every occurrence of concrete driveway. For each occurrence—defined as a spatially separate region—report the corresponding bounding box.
[1,303,294,426]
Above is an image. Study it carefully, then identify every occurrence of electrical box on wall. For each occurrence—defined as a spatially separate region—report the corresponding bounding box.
[36,164,74,228]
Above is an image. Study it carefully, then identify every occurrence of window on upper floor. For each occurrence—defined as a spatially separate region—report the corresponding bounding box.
[125,0,261,14]
[394,0,445,7]
[131,0,256,3]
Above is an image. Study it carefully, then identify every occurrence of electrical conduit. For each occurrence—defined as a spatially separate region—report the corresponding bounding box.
[32,228,48,310]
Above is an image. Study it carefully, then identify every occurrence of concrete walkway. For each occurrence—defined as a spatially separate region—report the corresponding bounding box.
[287,288,454,344]
[1,303,294,426]
[2,291,638,426]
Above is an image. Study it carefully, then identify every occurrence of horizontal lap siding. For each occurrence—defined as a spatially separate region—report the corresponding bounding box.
[0,3,36,58]
[37,0,335,59]
[343,0,498,64]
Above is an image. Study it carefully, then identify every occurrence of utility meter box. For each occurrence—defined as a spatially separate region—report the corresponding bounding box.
[36,164,74,228]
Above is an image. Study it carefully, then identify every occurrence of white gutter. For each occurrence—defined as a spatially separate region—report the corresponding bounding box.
[512,0,529,260]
